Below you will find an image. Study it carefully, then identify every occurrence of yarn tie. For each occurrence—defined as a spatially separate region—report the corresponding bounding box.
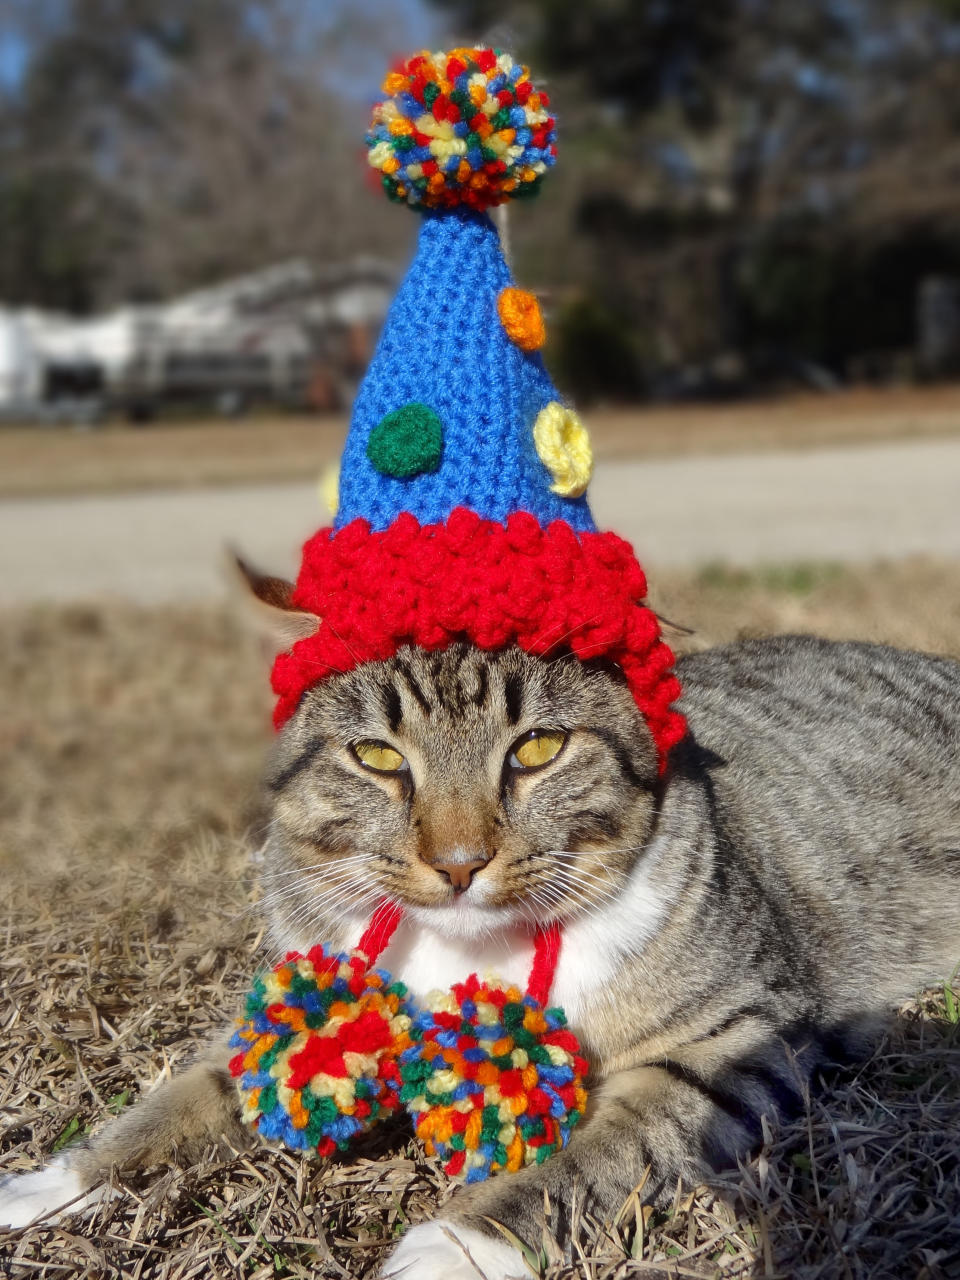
[355,900,404,964]
[526,919,561,1007]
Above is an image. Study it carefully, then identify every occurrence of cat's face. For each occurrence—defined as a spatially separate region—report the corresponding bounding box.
[262,644,659,946]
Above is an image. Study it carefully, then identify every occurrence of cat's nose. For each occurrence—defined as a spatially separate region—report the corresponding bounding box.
[432,859,487,893]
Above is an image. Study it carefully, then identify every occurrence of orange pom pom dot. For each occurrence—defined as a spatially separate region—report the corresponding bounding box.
[397,975,588,1183]
[498,287,546,351]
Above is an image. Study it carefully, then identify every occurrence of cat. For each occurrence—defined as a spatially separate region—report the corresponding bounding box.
[1,574,959,1279]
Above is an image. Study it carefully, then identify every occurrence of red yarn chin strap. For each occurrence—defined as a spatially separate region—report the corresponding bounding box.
[356,900,403,965]
[354,902,563,1008]
[526,921,562,1007]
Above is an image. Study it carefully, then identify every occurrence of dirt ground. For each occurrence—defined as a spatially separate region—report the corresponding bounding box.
[3,384,960,499]
[1,563,958,1278]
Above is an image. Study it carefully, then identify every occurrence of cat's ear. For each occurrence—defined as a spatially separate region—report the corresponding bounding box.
[227,550,320,655]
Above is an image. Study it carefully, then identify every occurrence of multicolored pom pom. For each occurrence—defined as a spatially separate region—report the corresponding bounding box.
[396,975,588,1183]
[366,48,557,211]
[229,945,411,1156]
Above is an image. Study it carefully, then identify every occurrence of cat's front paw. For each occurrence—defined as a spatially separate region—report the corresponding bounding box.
[383,1218,528,1280]
[0,1157,106,1230]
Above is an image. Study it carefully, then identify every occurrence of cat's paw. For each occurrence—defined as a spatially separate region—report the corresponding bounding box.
[0,1157,107,1229]
[383,1218,528,1279]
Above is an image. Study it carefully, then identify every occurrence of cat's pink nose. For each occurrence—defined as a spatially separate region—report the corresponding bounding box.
[432,860,487,893]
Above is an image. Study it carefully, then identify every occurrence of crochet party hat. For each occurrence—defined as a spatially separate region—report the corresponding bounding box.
[271,47,685,765]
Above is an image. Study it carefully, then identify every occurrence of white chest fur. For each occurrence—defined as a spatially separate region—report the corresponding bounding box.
[380,915,536,1003]
[334,836,672,1028]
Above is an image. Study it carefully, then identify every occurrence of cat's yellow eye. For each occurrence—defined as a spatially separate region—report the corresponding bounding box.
[352,740,407,773]
[509,729,567,771]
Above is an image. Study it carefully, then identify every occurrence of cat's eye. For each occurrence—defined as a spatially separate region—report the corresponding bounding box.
[352,740,408,773]
[508,729,567,771]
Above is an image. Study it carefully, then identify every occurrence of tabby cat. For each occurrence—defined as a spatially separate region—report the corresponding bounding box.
[2,585,959,1278]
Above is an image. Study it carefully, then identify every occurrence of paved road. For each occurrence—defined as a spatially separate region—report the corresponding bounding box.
[2,438,958,604]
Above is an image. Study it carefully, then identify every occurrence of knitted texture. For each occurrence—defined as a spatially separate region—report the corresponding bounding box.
[397,975,588,1183]
[228,944,411,1155]
[335,210,594,533]
[367,48,556,211]
[272,509,686,771]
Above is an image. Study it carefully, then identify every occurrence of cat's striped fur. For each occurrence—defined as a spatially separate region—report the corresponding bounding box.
[1,633,958,1280]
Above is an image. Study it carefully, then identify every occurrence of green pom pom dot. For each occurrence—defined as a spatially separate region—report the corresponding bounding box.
[367,403,444,479]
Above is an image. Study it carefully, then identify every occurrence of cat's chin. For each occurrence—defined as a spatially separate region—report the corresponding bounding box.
[406,898,528,941]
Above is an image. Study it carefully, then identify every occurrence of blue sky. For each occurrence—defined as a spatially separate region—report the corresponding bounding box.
[0,30,29,91]
[0,0,444,94]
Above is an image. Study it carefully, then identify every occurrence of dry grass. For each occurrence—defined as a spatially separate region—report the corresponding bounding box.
[1,564,959,1279]
[3,384,960,499]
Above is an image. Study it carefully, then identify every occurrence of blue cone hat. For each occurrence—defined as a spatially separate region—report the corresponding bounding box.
[336,209,595,533]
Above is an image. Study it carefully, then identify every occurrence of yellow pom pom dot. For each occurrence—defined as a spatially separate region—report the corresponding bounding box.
[319,462,339,518]
[532,402,593,498]
[498,287,546,352]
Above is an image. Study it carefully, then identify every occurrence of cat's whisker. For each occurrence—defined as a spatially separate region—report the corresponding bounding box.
[533,857,633,882]
[543,846,644,864]
[521,876,621,921]
[258,866,347,891]
[259,855,371,875]
[259,853,377,881]
[258,877,380,904]
[255,879,372,916]
[541,894,618,918]
[538,860,622,884]
[257,866,376,901]
[269,874,379,914]
[328,883,383,914]
[256,884,367,913]
[258,859,378,891]
[520,884,553,912]
[539,879,621,907]
[306,888,380,922]
[530,866,624,897]
[533,867,615,893]
[517,883,568,925]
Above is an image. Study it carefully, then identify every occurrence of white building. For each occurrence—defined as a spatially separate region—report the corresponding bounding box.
[0,258,395,422]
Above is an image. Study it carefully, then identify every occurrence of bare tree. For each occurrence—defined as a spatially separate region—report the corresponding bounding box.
[0,0,433,308]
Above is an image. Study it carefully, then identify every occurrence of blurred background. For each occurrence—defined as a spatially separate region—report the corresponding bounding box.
[5,0,960,416]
